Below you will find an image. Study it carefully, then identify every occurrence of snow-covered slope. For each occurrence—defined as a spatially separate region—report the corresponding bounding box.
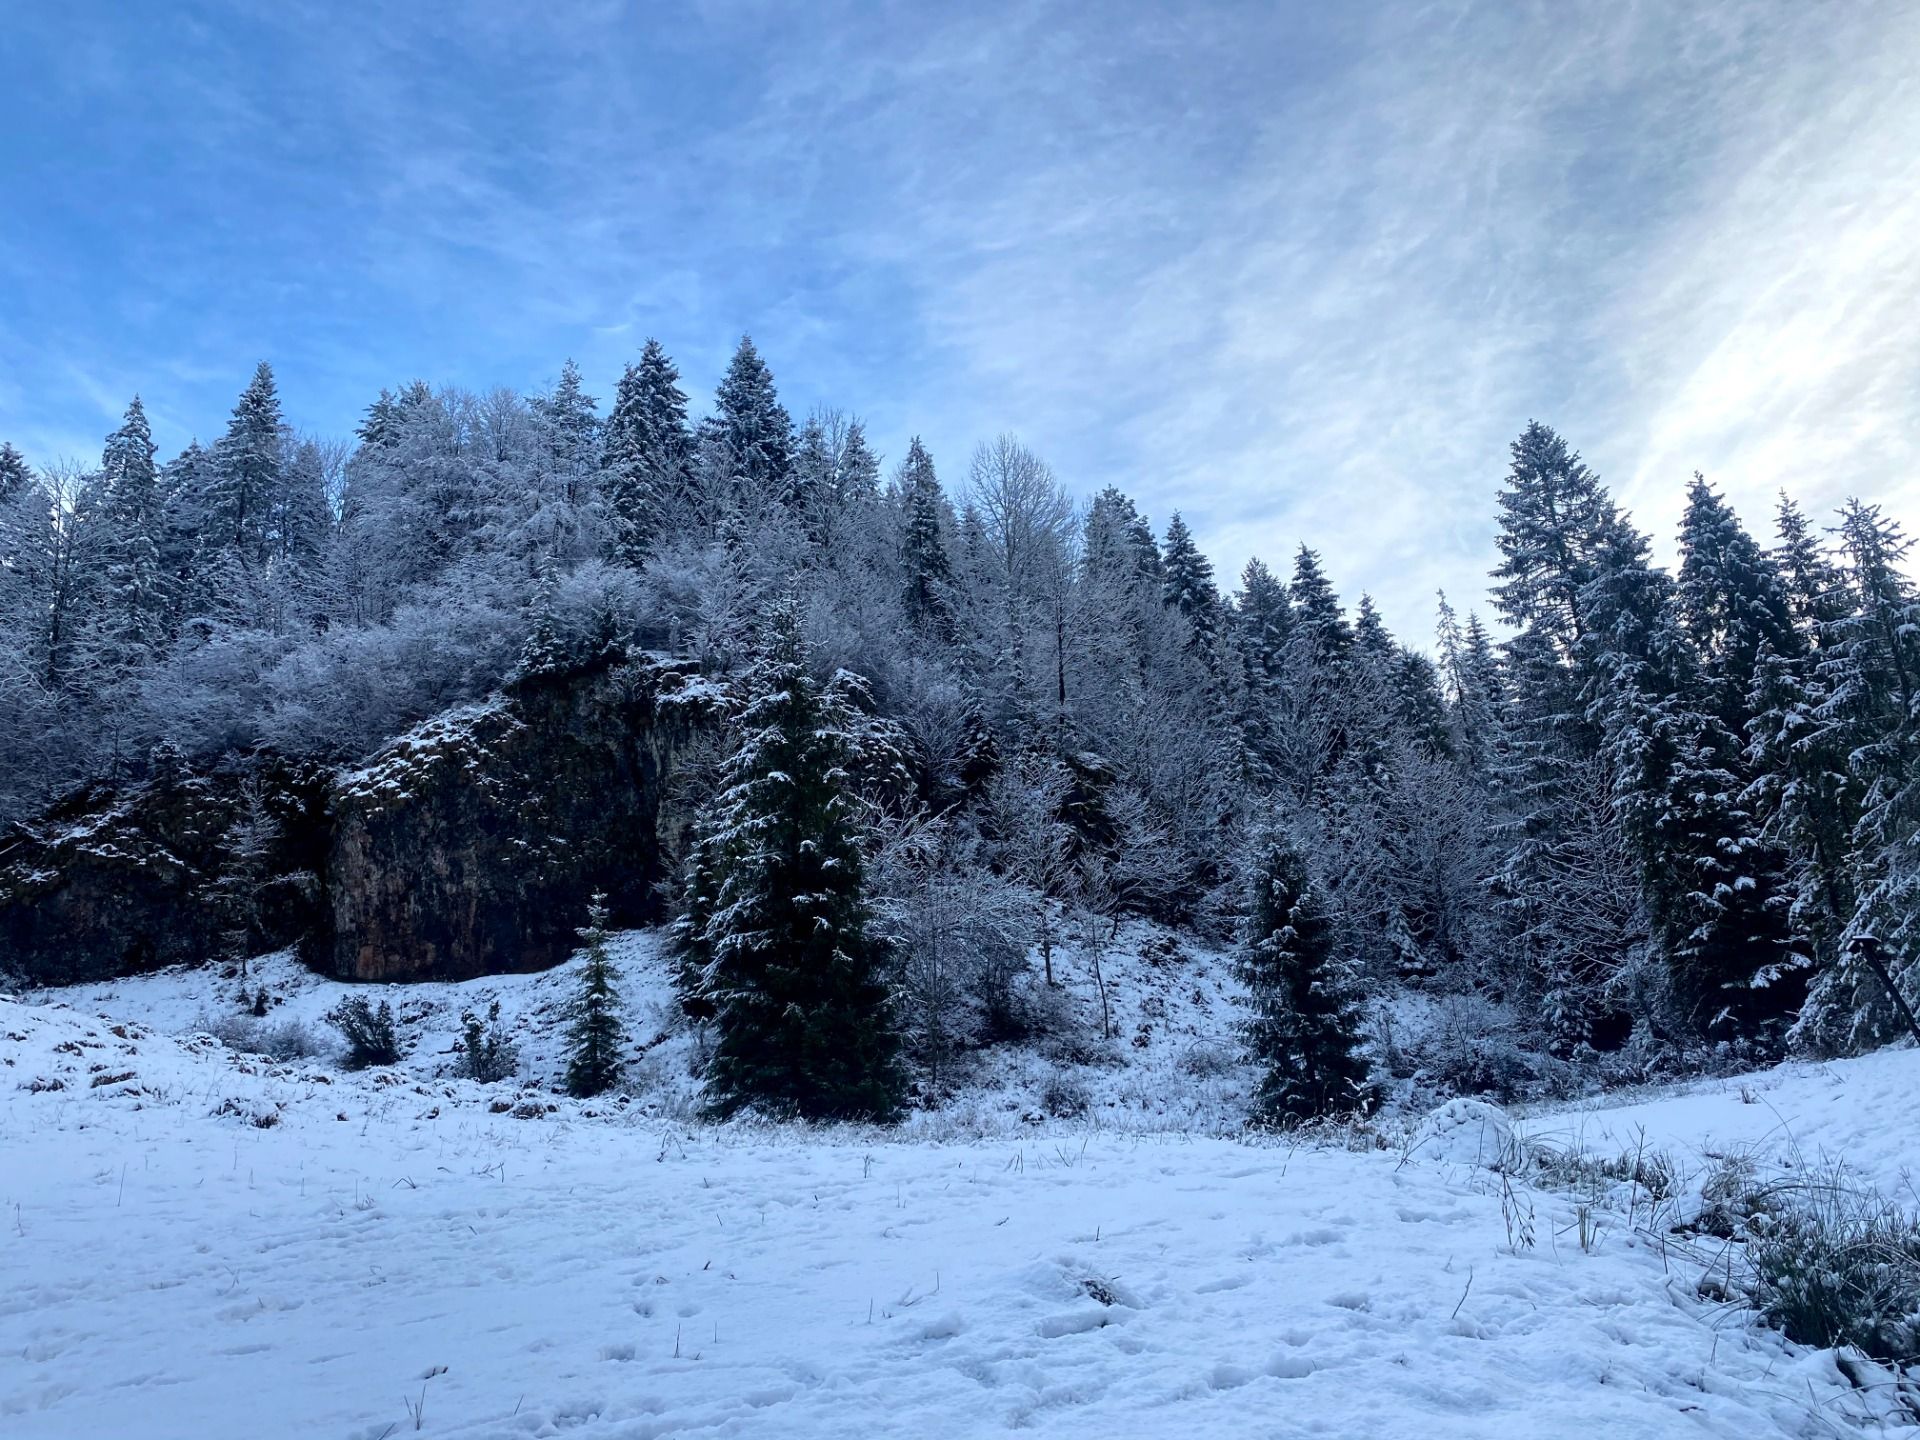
[20,924,1261,1136]
[5,953,1917,1438]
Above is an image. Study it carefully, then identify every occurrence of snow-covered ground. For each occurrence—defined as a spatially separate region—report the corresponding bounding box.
[4,939,1917,1438]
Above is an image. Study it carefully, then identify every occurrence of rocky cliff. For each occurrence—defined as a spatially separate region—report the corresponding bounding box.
[324,655,721,981]
[0,655,723,987]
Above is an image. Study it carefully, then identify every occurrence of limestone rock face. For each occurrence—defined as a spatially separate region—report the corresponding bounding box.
[0,762,329,985]
[322,657,720,982]
[0,656,723,987]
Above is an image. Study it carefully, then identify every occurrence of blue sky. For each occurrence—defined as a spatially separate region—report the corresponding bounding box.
[3,0,1916,640]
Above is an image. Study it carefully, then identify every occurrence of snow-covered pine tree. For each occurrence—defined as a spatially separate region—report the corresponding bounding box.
[601,339,690,562]
[1675,475,1801,736]
[209,362,285,564]
[702,335,793,506]
[1794,502,1920,1052]
[1771,494,1850,640]
[897,437,954,638]
[0,442,29,505]
[514,562,567,679]
[690,599,905,1121]
[1238,830,1370,1122]
[1160,511,1219,653]
[1435,593,1503,774]
[89,396,168,670]
[564,893,625,1097]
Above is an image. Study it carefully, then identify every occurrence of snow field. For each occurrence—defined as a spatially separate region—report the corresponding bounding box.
[6,972,1917,1438]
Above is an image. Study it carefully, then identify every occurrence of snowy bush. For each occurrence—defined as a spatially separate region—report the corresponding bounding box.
[1038,1068,1091,1119]
[456,1000,519,1084]
[1177,1040,1236,1078]
[196,1011,323,1062]
[1401,994,1557,1102]
[1744,1178,1920,1363]
[325,995,401,1068]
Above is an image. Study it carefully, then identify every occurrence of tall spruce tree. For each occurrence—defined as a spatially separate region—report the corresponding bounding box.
[1795,502,1920,1052]
[0,443,29,506]
[90,397,168,668]
[1160,512,1219,652]
[1238,831,1370,1122]
[602,339,690,563]
[687,600,905,1121]
[897,437,954,637]
[564,893,626,1097]
[210,362,285,564]
[702,335,793,505]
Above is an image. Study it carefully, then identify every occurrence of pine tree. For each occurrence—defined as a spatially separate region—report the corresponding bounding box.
[515,562,566,678]
[1772,494,1849,640]
[897,437,954,637]
[1490,421,1616,653]
[688,600,905,1121]
[90,397,168,668]
[532,360,601,472]
[0,443,29,506]
[602,340,690,563]
[1160,512,1219,651]
[210,362,285,564]
[564,893,625,1097]
[1289,545,1351,665]
[1675,474,1799,734]
[1795,502,1920,1052]
[1436,594,1503,773]
[702,335,792,504]
[1237,831,1370,1122]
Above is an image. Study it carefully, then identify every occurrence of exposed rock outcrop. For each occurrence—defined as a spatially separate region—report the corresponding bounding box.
[0,760,329,985]
[322,655,722,981]
[0,655,724,988]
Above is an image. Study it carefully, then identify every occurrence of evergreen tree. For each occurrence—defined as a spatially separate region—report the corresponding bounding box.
[1772,493,1849,639]
[702,335,792,504]
[1288,545,1351,665]
[514,562,566,678]
[90,397,168,667]
[1436,594,1503,774]
[564,893,626,1097]
[1237,831,1370,1122]
[1160,511,1219,650]
[210,362,285,564]
[602,340,690,563]
[1490,420,1616,652]
[0,442,29,505]
[688,601,905,1121]
[1796,502,1920,1052]
[1675,474,1799,734]
[897,437,954,637]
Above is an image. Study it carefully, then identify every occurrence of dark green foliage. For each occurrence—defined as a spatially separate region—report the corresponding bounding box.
[1160,511,1219,651]
[701,335,793,501]
[457,999,520,1084]
[1238,833,1370,1122]
[325,995,401,1068]
[683,600,905,1122]
[898,437,954,637]
[565,894,625,1098]
[601,339,689,563]
[210,361,285,563]
[1746,1183,1920,1364]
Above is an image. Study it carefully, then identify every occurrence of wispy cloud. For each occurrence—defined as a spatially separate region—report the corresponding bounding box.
[0,0,1912,640]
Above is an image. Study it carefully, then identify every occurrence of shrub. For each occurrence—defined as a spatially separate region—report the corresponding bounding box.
[457,1000,519,1084]
[1178,1040,1236,1079]
[1039,1068,1090,1119]
[197,1012,322,1062]
[325,995,401,1068]
[1745,1180,1920,1363]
